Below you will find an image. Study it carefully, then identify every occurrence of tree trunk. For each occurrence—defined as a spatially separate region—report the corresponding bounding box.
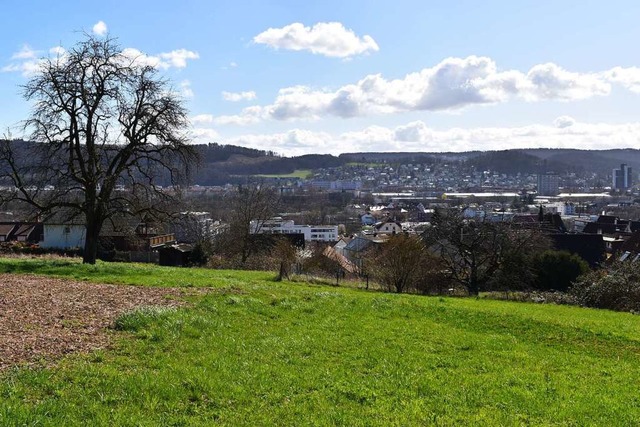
[82,215,101,264]
[468,267,480,296]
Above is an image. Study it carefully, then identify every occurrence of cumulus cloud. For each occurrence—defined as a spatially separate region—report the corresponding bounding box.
[214,56,640,124]
[222,91,257,102]
[553,115,576,128]
[191,118,640,155]
[3,42,198,77]
[253,22,379,58]
[190,114,215,125]
[120,47,199,69]
[524,63,610,100]
[11,45,37,60]
[604,66,640,93]
[92,21,108,36]
[179,80,194,98]
[190,127,220,142]
[49,46,66,56]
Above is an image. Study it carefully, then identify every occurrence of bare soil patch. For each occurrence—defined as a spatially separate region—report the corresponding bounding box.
[0,274,194,370]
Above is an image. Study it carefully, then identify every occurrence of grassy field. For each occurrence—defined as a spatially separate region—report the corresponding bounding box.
[1,257,640,425]
[253,169,312,179]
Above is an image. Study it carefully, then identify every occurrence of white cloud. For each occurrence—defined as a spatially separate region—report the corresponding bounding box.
[253,22,379,59]
[11,45,37,60]
[92,21,108,36]
[604,66,640,93]
[190,127,220,142]
[215,56,640,124]
[49,46,66,57]
[120,47,199,69]
[3,41,198,78]
[222,91,257,102]
[524,63,610,101]
[180,80,194,98]
[190,114,215,125]
[191,118,640,155]
[553,115,576,128]
[159,49,199,68]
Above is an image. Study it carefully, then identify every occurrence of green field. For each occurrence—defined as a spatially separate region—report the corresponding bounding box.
[253,169,312,179]
[1,257,640,425]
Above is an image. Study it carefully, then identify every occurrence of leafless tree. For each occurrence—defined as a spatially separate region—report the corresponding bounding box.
[0,35,196,264]
[221,183,280,264]
[366,234,436,293]
[422,208,550,295]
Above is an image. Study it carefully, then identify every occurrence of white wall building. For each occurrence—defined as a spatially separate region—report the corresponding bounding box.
[41,224,86,249]
[250,217,338,242]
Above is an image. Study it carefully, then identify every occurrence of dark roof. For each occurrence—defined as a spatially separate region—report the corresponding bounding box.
[620,231,640,254]
[0,224,16,236]
[551,233,605,267]
[512,215,537,224]
[583,222,627,235]
[596,215,619,224]
[12,224,37,236]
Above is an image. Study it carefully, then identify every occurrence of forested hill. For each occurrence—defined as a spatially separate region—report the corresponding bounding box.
[192,144,344,185]
[3,140,640,185]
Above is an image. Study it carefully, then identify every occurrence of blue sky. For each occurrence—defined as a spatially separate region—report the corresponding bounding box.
[1,0,640,155]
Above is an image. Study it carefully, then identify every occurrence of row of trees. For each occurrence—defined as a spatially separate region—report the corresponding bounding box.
[365,209,589,295]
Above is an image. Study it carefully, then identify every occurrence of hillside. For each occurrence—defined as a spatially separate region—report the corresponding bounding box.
[1,258,639,425]
[4,140,640,184]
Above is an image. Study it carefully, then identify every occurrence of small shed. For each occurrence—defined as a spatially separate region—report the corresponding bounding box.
[158,244,194,267]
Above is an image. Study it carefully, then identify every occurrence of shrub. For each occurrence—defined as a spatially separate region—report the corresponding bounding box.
[533,250,590,292]
[571,262,640,312]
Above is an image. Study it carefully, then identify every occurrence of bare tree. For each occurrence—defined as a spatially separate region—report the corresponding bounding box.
[422,208,550,295]
[366,234,436,293]
[0,35,196,264]
[222,183,280,264]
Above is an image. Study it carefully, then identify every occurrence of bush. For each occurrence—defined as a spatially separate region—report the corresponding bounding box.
[533,250,590,292]
[571,262,640,312]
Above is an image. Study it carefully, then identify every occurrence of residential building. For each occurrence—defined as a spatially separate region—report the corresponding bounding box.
[537,172,560,196]
[373,220,403,236]
[250,217,338,242]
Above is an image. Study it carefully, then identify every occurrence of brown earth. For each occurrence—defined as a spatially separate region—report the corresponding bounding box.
[0,274,195,370]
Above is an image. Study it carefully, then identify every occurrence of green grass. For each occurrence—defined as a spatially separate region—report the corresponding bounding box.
[253,169,312,179]
[1,257,640,425]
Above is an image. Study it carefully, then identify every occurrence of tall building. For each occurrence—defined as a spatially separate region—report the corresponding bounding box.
[537,172,560,196]
[612,163,633,190]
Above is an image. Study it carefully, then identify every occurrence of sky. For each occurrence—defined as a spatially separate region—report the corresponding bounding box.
[1,0,640,156]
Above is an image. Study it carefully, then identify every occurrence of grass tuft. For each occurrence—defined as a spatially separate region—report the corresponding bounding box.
[113,306,177,332]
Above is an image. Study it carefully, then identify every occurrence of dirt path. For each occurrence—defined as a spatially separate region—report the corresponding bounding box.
[0,274,194,370]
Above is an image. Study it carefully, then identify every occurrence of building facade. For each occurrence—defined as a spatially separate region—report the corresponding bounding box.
[250,217,338,242]
[613,163,633,190]
[537,172,560,196]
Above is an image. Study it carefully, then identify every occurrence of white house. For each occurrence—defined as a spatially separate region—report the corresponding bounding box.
[373,220,403,235]
[41,224,86,249]
[250,217,338,242]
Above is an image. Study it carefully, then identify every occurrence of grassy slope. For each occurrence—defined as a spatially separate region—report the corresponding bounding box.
[1,258,639,426]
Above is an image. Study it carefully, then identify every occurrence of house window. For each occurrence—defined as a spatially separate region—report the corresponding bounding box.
[63,226,71,234]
